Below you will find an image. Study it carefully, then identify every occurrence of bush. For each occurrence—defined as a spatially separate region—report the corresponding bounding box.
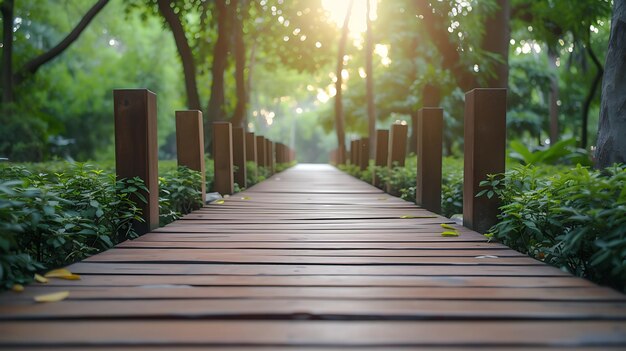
[0,161,207,289]
[481,164,626,291]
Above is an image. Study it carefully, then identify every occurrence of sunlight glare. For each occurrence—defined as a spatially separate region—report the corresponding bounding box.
[321,0,377,35]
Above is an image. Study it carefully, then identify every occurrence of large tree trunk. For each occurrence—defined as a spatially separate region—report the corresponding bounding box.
[548,49,560,143]
[482,0,510,88]
[581,42,603,149]
[157,0,201,111]
[206,0,232,151]
[595,1,626,168]
[13,0,109,86]
[1,0,14,104]
[365,0,376,158]
[231,0,248,129]
[334,0,353,156]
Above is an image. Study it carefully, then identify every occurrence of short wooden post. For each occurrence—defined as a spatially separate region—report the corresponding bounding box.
[373,129,389,187]
[387,123,408,194]
[359,137,369,171]
[175,110,206,205]
[212,122,234,195]
[266,139,274,174]
[388,123,408,168]
[232,127,247,188]
[463,88,507,233]
[276,143,284,164]
[416,108,443,214]
[256,136,267,167]
[245,132,257,179]
[337,145,346,164]
[114,89,159,235]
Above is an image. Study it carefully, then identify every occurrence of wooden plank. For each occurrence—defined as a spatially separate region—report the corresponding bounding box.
[1,321,625,347]
[113,89,159,234]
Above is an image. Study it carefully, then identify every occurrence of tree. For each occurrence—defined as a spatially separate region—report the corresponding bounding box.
[596,0,626,168]
[365,0,376,158]
[231,0,248,128]
[1,0,110,104]
[157,0,201,110]
[334,0,353,156]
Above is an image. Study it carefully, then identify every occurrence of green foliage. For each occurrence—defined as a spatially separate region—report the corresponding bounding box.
[509,138,592,166]
[481,164,626,291]
[0,161,207,288]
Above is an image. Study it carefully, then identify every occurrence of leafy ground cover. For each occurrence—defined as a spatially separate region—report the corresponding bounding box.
[0,159,285,289]
[339,148,626,291]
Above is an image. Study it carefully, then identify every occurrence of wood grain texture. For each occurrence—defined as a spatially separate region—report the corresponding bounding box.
[0,164,624,349]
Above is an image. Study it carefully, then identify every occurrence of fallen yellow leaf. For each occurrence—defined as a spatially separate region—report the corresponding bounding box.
[440,223,456,230]
[34,273,48,284]
[241,196,251,200]
[400,215,416,219]
[11,284,24,293]
[441,231,460,237]
[44,268,72,278]
[213,199,225,204]
[34,291,69,303]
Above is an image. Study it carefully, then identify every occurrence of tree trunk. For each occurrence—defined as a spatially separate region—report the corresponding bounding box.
[482,0,510,88]
[206,0,232,150]
[365,0,375,158]
[13,0,109,85]
[595,1,626,168]
[581,42,603,149]
[334,0,353,154]
[157,0,201,111]
[548,49,560,144]
[231,0,248,129]
[1,0,14,104]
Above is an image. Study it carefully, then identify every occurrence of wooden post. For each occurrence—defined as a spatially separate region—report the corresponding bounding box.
[256,136,267,167]
[388,123,408,168]
[212,122,234,195]
[232,127,247,189]
[463,88,507,233]
[266,139,274,174]
[359,137,369,171]
[416,108,443,214]
[175,110,206,205]
[337,145,346,164]
[114,89,159,235]
[245,132,257,180]
[373,129,389,187]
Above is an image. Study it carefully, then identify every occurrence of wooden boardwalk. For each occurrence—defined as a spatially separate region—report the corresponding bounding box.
[1,164,625,349]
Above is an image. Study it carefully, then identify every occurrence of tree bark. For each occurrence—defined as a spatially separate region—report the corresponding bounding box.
[13,0,109,86]
[581,42,603,149]
[1,0,14,104]
[231,0,248,129]
[334,0,353,153]
[548,49,560,143]
[157,0,201,111]
[595,0,626,168]
[365,0,376,158]
[206,0,232,151]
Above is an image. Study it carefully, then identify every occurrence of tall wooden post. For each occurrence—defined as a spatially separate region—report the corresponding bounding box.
[388,123,408,168]
[175,110,206,205]
[373,129,389,187]
[114,89,159,235]
[256,136,267,167]
[463,88,507,233]
[232,127,247,189]
[359,137,369,171]
[416,108,443,214]
[213,122,234,195]
[337,145,346,164]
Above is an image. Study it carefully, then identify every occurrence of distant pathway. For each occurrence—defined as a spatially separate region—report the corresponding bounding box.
[1,164,625,349]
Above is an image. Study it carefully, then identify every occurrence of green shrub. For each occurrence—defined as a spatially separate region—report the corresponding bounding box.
[481,164,626,291]
[159,166,204,226]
